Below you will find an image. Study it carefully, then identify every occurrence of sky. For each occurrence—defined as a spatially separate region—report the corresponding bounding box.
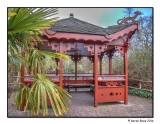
[58,8,152,28]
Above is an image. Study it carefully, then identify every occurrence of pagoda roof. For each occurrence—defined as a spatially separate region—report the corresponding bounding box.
[41,14,139,44]
[50,14,135,36]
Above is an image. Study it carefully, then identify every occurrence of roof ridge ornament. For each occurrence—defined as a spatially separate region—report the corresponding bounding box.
[70,13,74,17]
[117,11,141,25]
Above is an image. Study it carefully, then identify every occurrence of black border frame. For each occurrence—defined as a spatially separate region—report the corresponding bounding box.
[7,7,154,118]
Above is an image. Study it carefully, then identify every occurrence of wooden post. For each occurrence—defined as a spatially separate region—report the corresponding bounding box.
[94,44,98,107]
[92,57,94,83]
[59,42,63,88]
[124,48,128,104]
[99,57,102,75]
[75,58,77,84]
[109,55,112,75]
[20,52,25,111]
[55,58,59,76]
[139,82,142,89]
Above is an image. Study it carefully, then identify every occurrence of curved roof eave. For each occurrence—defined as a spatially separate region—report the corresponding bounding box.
[41,23,138,43]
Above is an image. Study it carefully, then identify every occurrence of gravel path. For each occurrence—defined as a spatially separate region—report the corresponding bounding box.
[8,91,152,117]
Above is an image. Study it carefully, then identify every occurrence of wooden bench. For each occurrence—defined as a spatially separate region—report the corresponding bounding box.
[67,84,94,92]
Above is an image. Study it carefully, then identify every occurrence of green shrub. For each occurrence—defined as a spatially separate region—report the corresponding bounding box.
[128,88,152,99]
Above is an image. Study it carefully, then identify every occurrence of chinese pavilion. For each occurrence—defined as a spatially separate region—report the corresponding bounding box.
[21,13,140,107]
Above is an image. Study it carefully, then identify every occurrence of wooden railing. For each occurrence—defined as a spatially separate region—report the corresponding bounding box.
[128,78,152,92]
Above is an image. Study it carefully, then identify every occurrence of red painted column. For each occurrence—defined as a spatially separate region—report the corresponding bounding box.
[92,58,94,83]
[75,58,77,84]
[109,56,112,75]
[94,45,98,107]
[124,48,128,104]
[59,42,63,88]
[20,52,25,111]
[55,58,59,76]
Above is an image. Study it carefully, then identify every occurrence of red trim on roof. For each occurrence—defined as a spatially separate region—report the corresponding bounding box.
[41,23,138,43]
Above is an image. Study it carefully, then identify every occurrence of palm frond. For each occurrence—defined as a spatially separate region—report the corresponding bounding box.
[8,8,57,33]
[8,8,58,60]
[12,74,71,116]
[26,48,69,74]
[8,52,28,68]
[11,83,30,110]
[9,8,72,117]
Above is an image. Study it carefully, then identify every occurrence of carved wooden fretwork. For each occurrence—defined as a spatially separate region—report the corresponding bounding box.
[115,46,125,56]
[48,42,60,52]
[88,56,94,63]
[63,76,70,80]
[38,41,52,51]
[84,44,107,56]
[84,44,94,55]
[105,81,119,86]
[63,42,75,54]
[106,50,115,58]
[71,56,83,62]
[48,42,75,53]
[99,81,124,87]
[97,45,107,55]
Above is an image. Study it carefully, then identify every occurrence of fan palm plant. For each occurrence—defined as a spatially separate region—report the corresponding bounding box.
[8,8,58,65]
[8,8,71,116]
[12,74,71,116]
